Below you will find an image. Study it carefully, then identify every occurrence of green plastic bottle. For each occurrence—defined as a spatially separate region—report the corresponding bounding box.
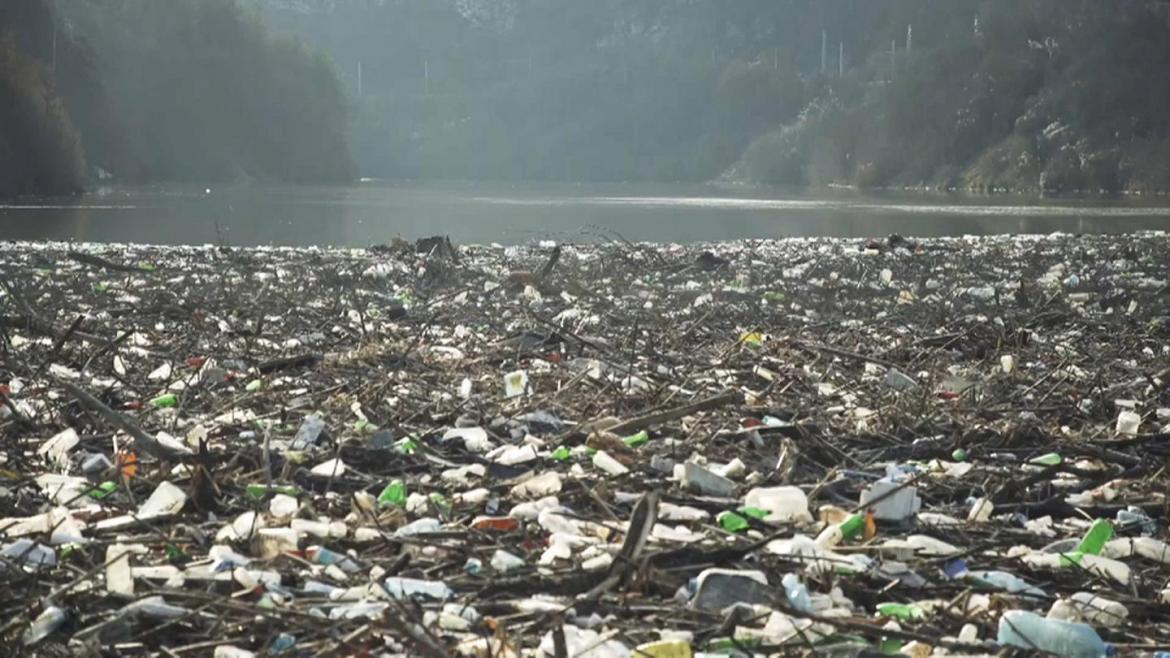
[718,512,749,533]
[551,446,571,461]
[1028,452,1062,466]
[623,430,650,448]
[1076,519,1114,555]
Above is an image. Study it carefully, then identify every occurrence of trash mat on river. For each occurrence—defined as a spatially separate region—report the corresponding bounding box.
[1,233,1170,656]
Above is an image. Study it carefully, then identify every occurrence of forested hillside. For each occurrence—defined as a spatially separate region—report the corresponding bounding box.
[7,0,1170,196]
[0,0,352,198]
[253,0,1170,193]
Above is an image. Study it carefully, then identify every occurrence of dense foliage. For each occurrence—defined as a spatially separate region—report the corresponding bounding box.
[255,0,1170,192]
[0,0,353,197]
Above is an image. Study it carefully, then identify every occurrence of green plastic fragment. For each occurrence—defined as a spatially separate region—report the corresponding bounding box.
[737,507,769,520]
[138,263,156,272]
[164,543,186,562]
[551,446,571,461]
[245,484,299,499]
[395,437,418,454]
[1028,452,1062,466]
[246,379,263,392]
[87,481,118,499]
[875,602,925,621]
[378,480,406,507]
[623,430,650,448]
[764,291,786,302]
[151,393,178,408]
[951,448,967,462]
[353,419,378,435]
[429,492,451,513]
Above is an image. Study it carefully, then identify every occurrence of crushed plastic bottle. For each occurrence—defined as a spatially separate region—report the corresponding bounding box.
[997,610,1110,658]
[290,416,327,450]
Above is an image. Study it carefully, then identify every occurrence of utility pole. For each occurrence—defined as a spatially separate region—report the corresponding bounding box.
[839,41,844,77]
[890,40,896,80]
[821,30,827,74]
[906,24,913,55]
[423,58,429,96]
[51,21,57,74]
[357,60,363,98]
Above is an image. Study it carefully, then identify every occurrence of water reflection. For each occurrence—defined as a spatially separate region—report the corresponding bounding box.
[1,182,1167,247]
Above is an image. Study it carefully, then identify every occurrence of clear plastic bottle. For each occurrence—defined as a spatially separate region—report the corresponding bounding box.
[997,610,1110,658]
[781,573,811,612]
[22,606,66,645]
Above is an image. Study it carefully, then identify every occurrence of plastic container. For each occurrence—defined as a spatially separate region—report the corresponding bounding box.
[634,639,693,658]
[690,569,771,612]
[743,486,812,523]
[968,498,994,522]
[997,610,1110,658]
[503,370,529,398]
[858,479,921,522]
[1116,410,1142,436]
[682,463,736,498]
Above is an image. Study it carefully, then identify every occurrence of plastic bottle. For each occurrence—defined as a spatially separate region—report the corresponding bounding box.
[743,486,813,523]
[1021,551,1131,585]
[815,514,864,548]
[1076,519,1114,555]
[1048,592,1128,628]
[592,451,629,475]
[967,570,1046,598]
[1115,507,1157,535]
[997,610,1110,658]
[383,577,453,600]
[1028,452,1062,466]
[781,574,812,612]
[21,606,66,645]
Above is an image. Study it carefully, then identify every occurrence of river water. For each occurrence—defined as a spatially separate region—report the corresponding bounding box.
[3,181,1169,247]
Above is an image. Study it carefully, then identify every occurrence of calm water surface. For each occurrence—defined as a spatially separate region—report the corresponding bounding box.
[3,181,1170,247]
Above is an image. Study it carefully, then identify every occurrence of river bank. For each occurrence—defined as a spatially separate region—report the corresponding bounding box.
[1,234,1169,655]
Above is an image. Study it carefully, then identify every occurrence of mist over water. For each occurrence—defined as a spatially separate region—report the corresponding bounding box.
[3,182,1168,247]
